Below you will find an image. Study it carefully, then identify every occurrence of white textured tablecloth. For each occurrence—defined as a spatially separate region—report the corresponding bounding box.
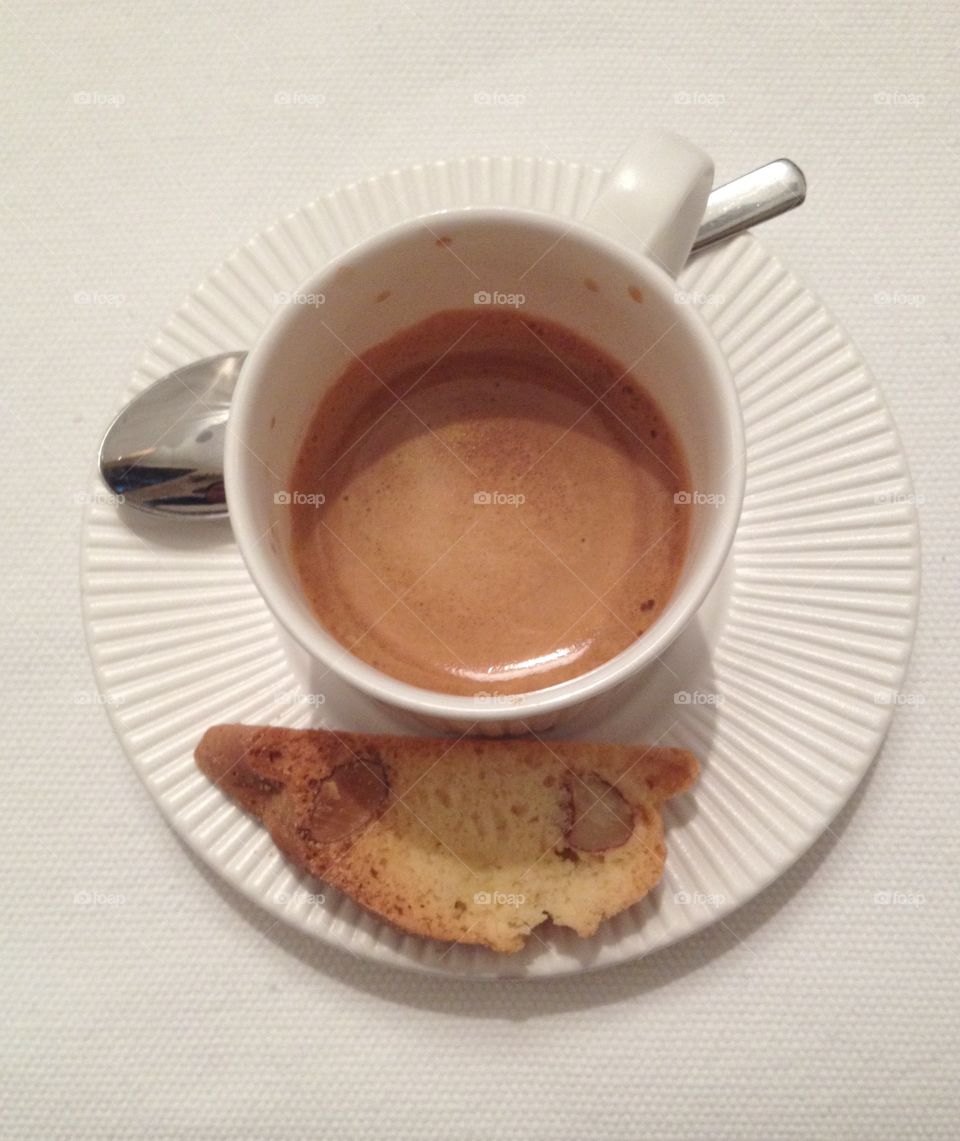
[3,2,958,1137]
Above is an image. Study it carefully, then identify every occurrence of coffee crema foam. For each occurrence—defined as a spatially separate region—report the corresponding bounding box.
[289,310,690,696]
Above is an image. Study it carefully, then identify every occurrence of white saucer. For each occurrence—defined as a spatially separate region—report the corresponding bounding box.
[81,155,920,978]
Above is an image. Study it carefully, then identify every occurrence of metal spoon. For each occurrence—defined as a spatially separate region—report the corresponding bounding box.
[99,158,806,519]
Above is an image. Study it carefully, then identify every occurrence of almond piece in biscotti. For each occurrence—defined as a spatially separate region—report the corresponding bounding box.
[303,758,389,844]
[564,773,634,852]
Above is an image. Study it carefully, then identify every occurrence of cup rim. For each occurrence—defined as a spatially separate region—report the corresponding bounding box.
[225,205,746,722]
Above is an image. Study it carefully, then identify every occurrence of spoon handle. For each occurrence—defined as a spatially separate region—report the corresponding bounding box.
[693,159,806,251]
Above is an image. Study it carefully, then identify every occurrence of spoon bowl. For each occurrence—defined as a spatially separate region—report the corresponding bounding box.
[99,351,245,518]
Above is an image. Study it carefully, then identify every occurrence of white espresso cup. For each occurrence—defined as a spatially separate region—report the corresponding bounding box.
[225,130,745,735]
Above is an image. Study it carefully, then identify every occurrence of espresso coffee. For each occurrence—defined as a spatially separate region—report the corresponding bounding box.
[289,310,690,696]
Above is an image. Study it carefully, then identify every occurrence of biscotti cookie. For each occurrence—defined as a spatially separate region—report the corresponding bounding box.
[195,725,698,953]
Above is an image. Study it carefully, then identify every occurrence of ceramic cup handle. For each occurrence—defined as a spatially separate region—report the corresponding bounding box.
[582,130,714,278]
